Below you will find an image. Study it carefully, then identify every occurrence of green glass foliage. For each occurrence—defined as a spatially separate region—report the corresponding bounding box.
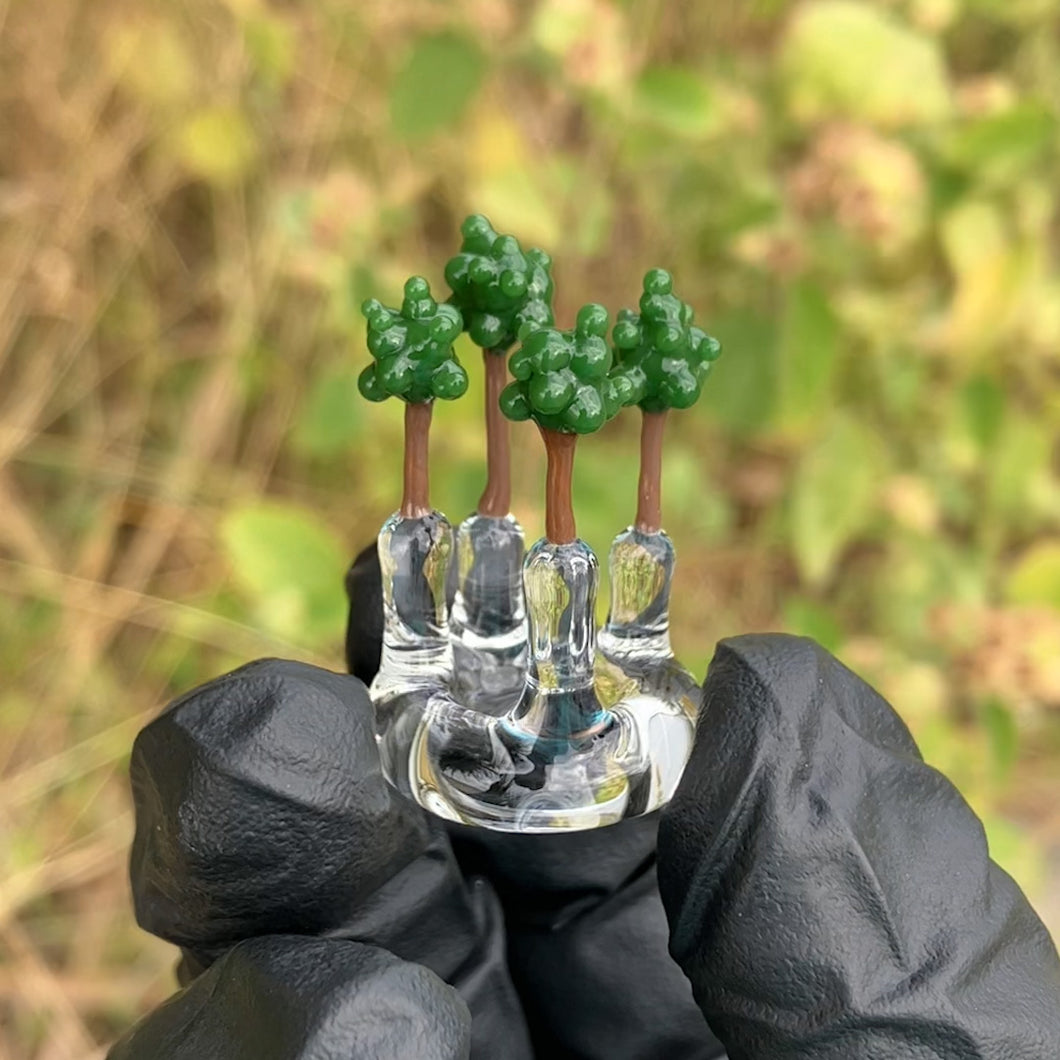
[444,214,555,353]
[500,304,642,434]
[358,276,468,405]
[612,268,721,414]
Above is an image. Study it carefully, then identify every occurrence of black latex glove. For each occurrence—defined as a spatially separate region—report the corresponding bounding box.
[109,545,1060,1060]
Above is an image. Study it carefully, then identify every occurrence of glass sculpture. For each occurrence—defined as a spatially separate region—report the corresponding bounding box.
[357,216,722,832]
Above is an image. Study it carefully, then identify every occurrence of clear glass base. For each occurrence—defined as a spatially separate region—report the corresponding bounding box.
[375,682,694,833]
[372,527,697,833]
[448,512,527,716]
[597,526,700,817]
[597,526,700,721]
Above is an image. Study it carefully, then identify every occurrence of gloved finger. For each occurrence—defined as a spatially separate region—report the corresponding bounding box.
[131,658,426,951]
[658,634,1060,1060]
[450,816,726,1059]
[130,658,532,1059]
[107,935,470,1060]
[345,542,383,683]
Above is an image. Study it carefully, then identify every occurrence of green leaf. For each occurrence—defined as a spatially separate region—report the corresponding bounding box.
[782,1,951,127]
[978,697,1019,782]
[634,66,718,138]
[777,280,839,435]
[389,33,486,141]
[663,446,733,541]
[943,104,1056,185]
[985,416,1050,530]
[791,415,882,585]
[700,309,778,436]
[220,502,348,645]
[1006,540,1060,610]
[173,106,258,186]
[292,366,363,457]
[782,596,843,652]
[961,374,1005,450]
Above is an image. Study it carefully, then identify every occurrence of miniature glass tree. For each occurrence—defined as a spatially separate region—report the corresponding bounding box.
[442,216,554,713]
[357,276,467,716]
[599,268,721,744]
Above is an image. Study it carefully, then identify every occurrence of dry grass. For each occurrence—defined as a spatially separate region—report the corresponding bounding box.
[1,1,1058,1055]
[0,2,353,1052]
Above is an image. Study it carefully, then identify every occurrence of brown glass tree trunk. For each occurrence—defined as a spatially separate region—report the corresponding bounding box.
[540,427,578,544]
[477,350,511,517]
[401,401,433,518]
[635,409,667,534]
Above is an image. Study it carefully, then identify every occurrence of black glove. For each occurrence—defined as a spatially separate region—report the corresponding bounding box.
[660,635,1060,1058]
[109,546,1060,1059]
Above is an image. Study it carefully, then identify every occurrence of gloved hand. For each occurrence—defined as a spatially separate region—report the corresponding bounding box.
[109,545,1060,1060]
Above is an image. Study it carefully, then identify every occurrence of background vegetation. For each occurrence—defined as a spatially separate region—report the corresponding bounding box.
[2,0,1059,1054]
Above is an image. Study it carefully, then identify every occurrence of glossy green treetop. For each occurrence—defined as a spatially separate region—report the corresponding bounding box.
[499,304,643,435]
[444,214,554,353]
[611,268,721,414]
[358,276,469,405]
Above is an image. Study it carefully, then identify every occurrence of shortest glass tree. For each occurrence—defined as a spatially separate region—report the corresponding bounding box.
[599,268,721,737]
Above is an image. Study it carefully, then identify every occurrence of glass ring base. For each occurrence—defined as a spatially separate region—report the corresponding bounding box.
[372,518,698,833]
[376,682,694,833]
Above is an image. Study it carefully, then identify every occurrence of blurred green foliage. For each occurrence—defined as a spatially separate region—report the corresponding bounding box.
[220,502,349,643]
[3,0,1060,1048]
[503,304,631,433]
[612,268,722,414]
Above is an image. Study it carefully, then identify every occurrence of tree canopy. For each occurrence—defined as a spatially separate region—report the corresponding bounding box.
[611,268,721,414]
[500,304,643,434]
[358,276,469,405]
[445,214,554,353]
